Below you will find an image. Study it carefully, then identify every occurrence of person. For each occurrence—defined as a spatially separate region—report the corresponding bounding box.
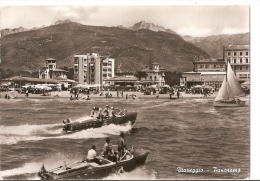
[103,138,115,161]
[102,105,110,118]
[86,145,101,165]
[117,132,126,161]
[109,107,116,118]
[90,107,95,117]
[26,89,29,97]
[86,95,91,100]
[177,90,180,98]
[5,94,8,99]
[96,108,103,119]
[126,94,128,100]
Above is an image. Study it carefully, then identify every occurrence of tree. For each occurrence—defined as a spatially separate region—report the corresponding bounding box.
[67,68,74,80]
[134,71,148,81]
[164,71,182,86]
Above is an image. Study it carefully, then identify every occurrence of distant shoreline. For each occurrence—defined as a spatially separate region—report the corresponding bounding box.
[0,90,215,99]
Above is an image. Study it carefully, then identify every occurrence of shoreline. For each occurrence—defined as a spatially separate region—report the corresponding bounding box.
[0,91,216,99]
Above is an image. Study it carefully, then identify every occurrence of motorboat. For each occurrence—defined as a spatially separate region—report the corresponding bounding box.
[38,147,149,180]
[63,111,138,132]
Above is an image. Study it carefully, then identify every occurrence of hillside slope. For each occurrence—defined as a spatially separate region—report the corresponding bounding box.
[1,22,209,74]
[183,33,250,58]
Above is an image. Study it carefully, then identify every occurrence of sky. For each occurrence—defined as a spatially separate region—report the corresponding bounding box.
[0,3,249,37]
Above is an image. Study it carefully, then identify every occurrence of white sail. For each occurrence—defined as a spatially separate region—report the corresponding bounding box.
[214,62,245,102]
[214,76,229,101]
[226,62,245,97]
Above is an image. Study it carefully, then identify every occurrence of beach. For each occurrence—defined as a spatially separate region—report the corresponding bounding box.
[0,90,216,99]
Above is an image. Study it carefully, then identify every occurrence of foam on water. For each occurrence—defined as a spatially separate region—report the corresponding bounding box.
[0,162,42,178]
[0,123,132,145]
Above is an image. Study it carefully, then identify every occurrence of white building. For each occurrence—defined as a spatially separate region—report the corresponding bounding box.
[223,45,250,82]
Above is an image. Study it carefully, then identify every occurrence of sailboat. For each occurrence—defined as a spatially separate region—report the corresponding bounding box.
[213,62,246,107]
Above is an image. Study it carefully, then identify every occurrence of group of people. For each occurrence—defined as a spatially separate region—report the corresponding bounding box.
[85,132,129,164]
[90,105,117,119]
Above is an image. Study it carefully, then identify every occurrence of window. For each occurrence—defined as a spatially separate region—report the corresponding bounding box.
[150,76,152,80]
[227,58,230,63]
[200,65,203,68]
[220,65,223,68]
[234,66,236,70]
[240,66,242,70]
[246,66,248,70]
[246,58,249,63]
[234,58,236,63]
[240,59,242,63]
[205,65,208,68]
[240,52,243,56]
[228,52,231,56]
[234,52,237,56]
[214,65,216,68]
[246,52,249,56]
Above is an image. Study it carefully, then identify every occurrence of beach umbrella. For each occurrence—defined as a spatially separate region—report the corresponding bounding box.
[194,85,202,88]
[126,85,132,87]
[203,85,213,89]
[115,85,120,87]
[173,85,180,88]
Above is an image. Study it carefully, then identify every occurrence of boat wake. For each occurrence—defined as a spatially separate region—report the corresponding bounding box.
[0,123,133,145]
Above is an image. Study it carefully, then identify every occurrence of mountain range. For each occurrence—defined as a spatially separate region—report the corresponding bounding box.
[1,20,249,76]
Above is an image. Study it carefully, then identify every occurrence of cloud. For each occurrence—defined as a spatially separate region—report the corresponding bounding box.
[176,26,212,37]
[222,27,248,35]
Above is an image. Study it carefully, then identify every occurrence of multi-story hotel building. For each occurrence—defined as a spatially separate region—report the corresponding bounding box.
[223,45,250,82]
[74,53,115,85]
[181,58,226,89]
[193,58,226,72]
[73,55,88,84]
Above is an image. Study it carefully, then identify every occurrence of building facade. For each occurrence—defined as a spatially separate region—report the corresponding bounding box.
[139,62,165,87]
[74,53,115,85]
[74,55,88,84]
[39,58,67,80]
[181,72,226,89]
[223,45,250,82]
[193,58,226,72]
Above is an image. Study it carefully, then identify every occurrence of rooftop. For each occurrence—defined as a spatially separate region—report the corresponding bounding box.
[224,45,250,50]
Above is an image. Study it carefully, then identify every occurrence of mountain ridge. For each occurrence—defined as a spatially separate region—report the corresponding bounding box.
[1,21,209,75]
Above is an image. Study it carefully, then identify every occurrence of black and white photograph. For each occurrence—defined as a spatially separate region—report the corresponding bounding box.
[0,0,259,180]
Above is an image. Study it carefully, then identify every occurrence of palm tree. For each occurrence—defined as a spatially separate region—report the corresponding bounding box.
[134,71,148,81]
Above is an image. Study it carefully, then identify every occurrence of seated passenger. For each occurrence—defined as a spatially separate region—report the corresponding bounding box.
[109,107,116,118]
[86,145,101,165]
[96,108,103,119]
[103,138,115,161]
[90,107,95,117]
[102,105,110,118]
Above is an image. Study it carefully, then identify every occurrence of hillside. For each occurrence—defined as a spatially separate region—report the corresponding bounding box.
[183,33,250,58]
[1,21,209,75]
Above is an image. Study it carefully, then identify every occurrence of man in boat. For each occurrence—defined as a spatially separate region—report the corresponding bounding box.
[103,138,116,161]
[109,107,116,118]
[86,145,101,165]
[90,107,96,118]
[117,132,127,161]
[102,105,110,118]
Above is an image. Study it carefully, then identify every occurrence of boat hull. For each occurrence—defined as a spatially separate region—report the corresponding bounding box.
[38,149,149,180]
[63,111,138,132]
[213,101,246,107]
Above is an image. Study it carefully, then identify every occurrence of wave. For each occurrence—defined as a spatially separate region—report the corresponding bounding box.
[0,123,132,145]
[0,162,42,178]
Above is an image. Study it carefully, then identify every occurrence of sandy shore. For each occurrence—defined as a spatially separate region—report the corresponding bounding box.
[0,90,217,99]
